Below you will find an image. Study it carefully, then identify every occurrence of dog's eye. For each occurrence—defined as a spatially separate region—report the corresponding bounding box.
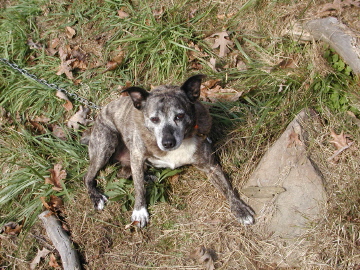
[150,117,160,123]
[175,113,185,121]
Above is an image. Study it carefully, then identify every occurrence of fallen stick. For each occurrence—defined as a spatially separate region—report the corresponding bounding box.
[304,17,360,75]
[39,211,81,270]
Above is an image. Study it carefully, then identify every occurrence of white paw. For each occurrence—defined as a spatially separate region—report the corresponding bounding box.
[131,207,149,227]
[241,214,255,225]
[95,195,108,210]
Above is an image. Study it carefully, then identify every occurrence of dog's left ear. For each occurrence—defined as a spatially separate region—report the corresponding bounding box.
[122,87,150,110]
[181,74,205,102]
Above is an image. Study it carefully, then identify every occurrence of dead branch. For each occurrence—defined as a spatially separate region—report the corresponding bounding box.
[38,211,81,270]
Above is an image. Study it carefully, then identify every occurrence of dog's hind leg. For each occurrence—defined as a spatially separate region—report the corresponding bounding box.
[84,122,119,210]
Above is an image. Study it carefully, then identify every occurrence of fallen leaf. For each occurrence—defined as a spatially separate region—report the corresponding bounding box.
[51,124,67,140]
[153,6,165,17]
[45,164,66,191]
[46,38,60,56]
[328,129,354,162]
[216,12,235,20]
[67,106,91,130]
[56,90,73,111]
[27,38,43,50]
[329,129,352,150]
[208,57,218,72]
[1,221,23,236]
[56,58,75,80]
[30,248,51,270]
[189,7,198,19]
[112,50,125,64]
[104,61,119,72]
[49,253,61,268]
[190,246,215,270]
[41,195,64,214]
[278,58,297,69]
[65,26,76,39]
[318,0,360,16]
[33,115,51,123]
[200,79,243,102]
[118,8,130,19]
[118,81,132,92]
[28,120,46,134]
[287,129,303,148]
[211,31,234,57]
[125,220,140,229]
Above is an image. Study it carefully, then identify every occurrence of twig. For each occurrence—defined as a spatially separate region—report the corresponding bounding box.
[327,142,354,161]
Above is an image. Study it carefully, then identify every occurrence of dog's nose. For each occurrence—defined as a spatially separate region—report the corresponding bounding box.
[162,138,176,149]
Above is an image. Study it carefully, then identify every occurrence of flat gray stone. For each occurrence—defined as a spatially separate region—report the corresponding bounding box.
[243,109,327,238]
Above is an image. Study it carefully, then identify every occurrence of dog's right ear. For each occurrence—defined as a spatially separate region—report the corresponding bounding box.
[181,74,206,102]
[122,87,149,110]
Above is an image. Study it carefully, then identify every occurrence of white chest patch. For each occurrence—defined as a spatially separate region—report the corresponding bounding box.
[148,137,197,169]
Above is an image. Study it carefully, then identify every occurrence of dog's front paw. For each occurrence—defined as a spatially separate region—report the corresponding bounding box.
[131,207,149,228]
[230,199,255,225]
[90,193,108,210]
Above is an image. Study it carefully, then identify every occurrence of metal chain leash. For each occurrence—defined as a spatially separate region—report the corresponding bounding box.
[0,58,101,110]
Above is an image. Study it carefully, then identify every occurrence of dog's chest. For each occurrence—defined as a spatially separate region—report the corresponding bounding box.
[148,137,197,169]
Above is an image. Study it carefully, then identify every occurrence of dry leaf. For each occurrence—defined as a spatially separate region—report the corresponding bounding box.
[189,7,198,19]
[30,248,51,270]
[28,120,46,134]
[328,129,354,162]
[153,6,165,17]
[56,58,75,80]
[118,8,130,19]
[200,79,243,102]
[1,221,23,236]
[287,129,303,148]
[104,61,119,72]
[125,220,140,229]
[329,130,352,150]
[56,46,87,80]
[118,81,132,92]
[33,115,51,123]
[65,26,76,39]
[67,106,91,130]
[27,38,43,50]
[216,12,235,20]
[49,253,61,268]
[318,0,360,16]
[41,195,64,215]
[190,246,215,270]
[208,57,218,72]
[211,31,234,57]
[46,38,60,56]
[51,124,67,140]
[56,90,73,111]
[45,164,66,191]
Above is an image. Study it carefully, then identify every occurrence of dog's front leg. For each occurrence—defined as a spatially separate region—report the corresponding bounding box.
[205,163,255,225]
[130,148,149,227]
[196,148,255,225]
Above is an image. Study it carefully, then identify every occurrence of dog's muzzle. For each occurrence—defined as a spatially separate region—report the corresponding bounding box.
[162,135,177,149]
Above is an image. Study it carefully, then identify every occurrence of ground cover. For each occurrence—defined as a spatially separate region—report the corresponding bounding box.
[1,0,359,269]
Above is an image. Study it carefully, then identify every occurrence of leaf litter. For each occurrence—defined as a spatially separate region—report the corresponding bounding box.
[44,164,66,191]
[328,129,355,162]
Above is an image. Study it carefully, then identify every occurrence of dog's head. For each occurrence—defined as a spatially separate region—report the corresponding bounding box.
[123,75,205,151]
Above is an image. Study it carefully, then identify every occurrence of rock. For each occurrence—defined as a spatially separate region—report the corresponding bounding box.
[242,109,327,265]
